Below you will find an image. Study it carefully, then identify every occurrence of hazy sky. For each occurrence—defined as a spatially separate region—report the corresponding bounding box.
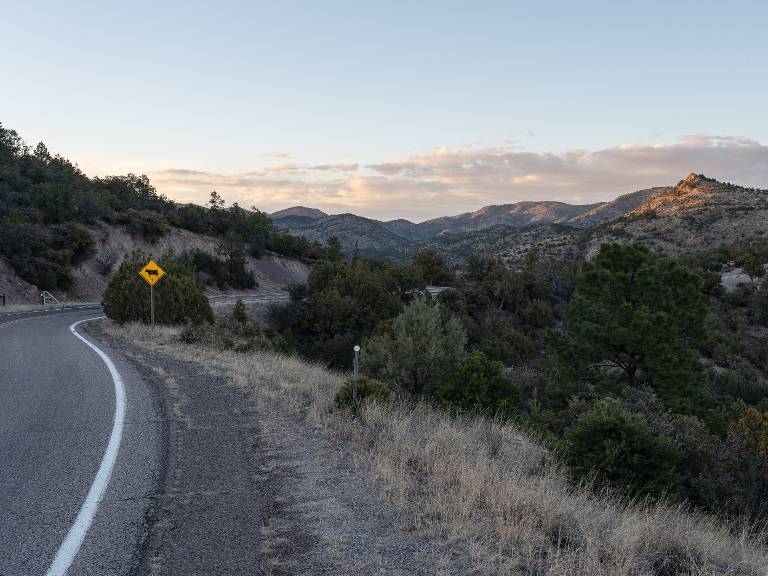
[2,1,767,220]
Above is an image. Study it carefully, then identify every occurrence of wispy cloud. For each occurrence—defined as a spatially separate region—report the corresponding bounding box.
[261,149,292,159]
[309,163,359,172]
[150,135,768,221]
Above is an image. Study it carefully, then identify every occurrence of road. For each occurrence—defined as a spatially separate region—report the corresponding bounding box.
[0,293,288,575]
[721,265,767,292]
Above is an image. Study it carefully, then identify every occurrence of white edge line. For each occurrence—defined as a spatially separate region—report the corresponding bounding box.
[45,316,126,576]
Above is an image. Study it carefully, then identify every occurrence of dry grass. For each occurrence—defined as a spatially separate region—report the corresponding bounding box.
[105,321,768,576]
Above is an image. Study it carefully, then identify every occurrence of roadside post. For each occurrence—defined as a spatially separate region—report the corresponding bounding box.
[352,345,360,417]
[139,259,166,327]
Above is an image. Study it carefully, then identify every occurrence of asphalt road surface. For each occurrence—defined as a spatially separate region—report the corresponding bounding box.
[0,293,288,575]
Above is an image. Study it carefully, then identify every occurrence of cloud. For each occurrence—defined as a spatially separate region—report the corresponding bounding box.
[261,149,292,159]
[150,135,768,221]
[309,163,359,172]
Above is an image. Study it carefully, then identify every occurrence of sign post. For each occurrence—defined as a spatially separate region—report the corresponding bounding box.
[352,345,360,417]
[139,259,166,326]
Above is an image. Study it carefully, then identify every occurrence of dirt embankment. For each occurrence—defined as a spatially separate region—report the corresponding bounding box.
[0,259,38,304]
[0,223,310,305]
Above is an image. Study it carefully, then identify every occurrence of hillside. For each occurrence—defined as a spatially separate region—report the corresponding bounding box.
[584,174,768,257]
[270,206,327,219]
[418,200,602,236]
[407,223,583,266]
[568,186,669,226]
[0,221,311,304]
[381,218,432,241]
[0,123,325,305]
[273,200,612,257]
[106,310,768,575]
[269,181,709,261]
[271,212,413,258]
[407,174,768,266]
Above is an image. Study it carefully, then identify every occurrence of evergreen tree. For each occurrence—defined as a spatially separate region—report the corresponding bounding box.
[363,296,466,396]
[432,349,520,414]
[566,244,707,406]
[232,298,248,323]
[565,398,681,497]
[411,250,451,285]
[326,236,343,261]
[103,250,213,325]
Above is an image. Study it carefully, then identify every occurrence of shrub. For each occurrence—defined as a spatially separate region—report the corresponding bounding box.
[189,248,256,290]
[0,221,94,291]
[757,279,768,325]
[472,316,536,366]
[180,319,275,353]
[432,350,520,415]
[363,296,466,396]
[180,321,234,348]
[122,208,170,242]
[564,397,681,497]
[282,259,424,367]
[521,297,553,328]
[103,250,213,325]
[287,282,309,302]
[232,298,248,323]
[334,376,392,409]
[411,249,453,285]
[734,406,768,478]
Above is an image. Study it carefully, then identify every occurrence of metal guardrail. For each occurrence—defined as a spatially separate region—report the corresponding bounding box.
[41,291,60,307]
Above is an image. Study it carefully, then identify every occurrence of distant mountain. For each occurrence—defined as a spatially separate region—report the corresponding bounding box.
[418,201,604,236]
[382,219,433,241]
[407,223,584,266]
[269,175,768,263]
[584,174,768,257]
[267,214,320,230]
[270,206,328,220]
[568,187,669,226]
[272,213,412,258]
[273,199,620,256]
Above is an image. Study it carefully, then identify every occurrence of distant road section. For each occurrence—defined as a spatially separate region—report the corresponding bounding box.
[721,265,767,292]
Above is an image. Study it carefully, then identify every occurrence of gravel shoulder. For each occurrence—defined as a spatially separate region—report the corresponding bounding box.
[94,323,451,576]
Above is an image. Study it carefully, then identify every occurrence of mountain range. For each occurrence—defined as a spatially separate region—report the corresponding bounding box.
[270,174,767,264]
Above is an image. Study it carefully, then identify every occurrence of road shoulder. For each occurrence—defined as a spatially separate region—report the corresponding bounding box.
[94,322,451,575]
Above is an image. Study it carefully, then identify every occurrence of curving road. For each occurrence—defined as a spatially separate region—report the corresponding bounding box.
[0,293,288,575]
[0,306,164,575]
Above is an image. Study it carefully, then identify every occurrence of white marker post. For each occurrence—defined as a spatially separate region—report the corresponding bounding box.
[352,345,360,417]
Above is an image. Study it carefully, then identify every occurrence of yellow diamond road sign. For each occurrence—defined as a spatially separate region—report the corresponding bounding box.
[139,259,166,286]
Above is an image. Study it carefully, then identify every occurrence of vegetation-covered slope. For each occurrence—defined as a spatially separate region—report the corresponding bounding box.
[111,318,768,575]
[417,199,603,235]
[584,174,768,257]
[0,123,335,299]
[272,212,413,258]
[270,174,768,266]
[168,238,768,571]
[568,186,669,226]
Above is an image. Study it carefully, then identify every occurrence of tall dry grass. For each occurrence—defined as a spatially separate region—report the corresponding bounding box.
[105,321,768,576]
